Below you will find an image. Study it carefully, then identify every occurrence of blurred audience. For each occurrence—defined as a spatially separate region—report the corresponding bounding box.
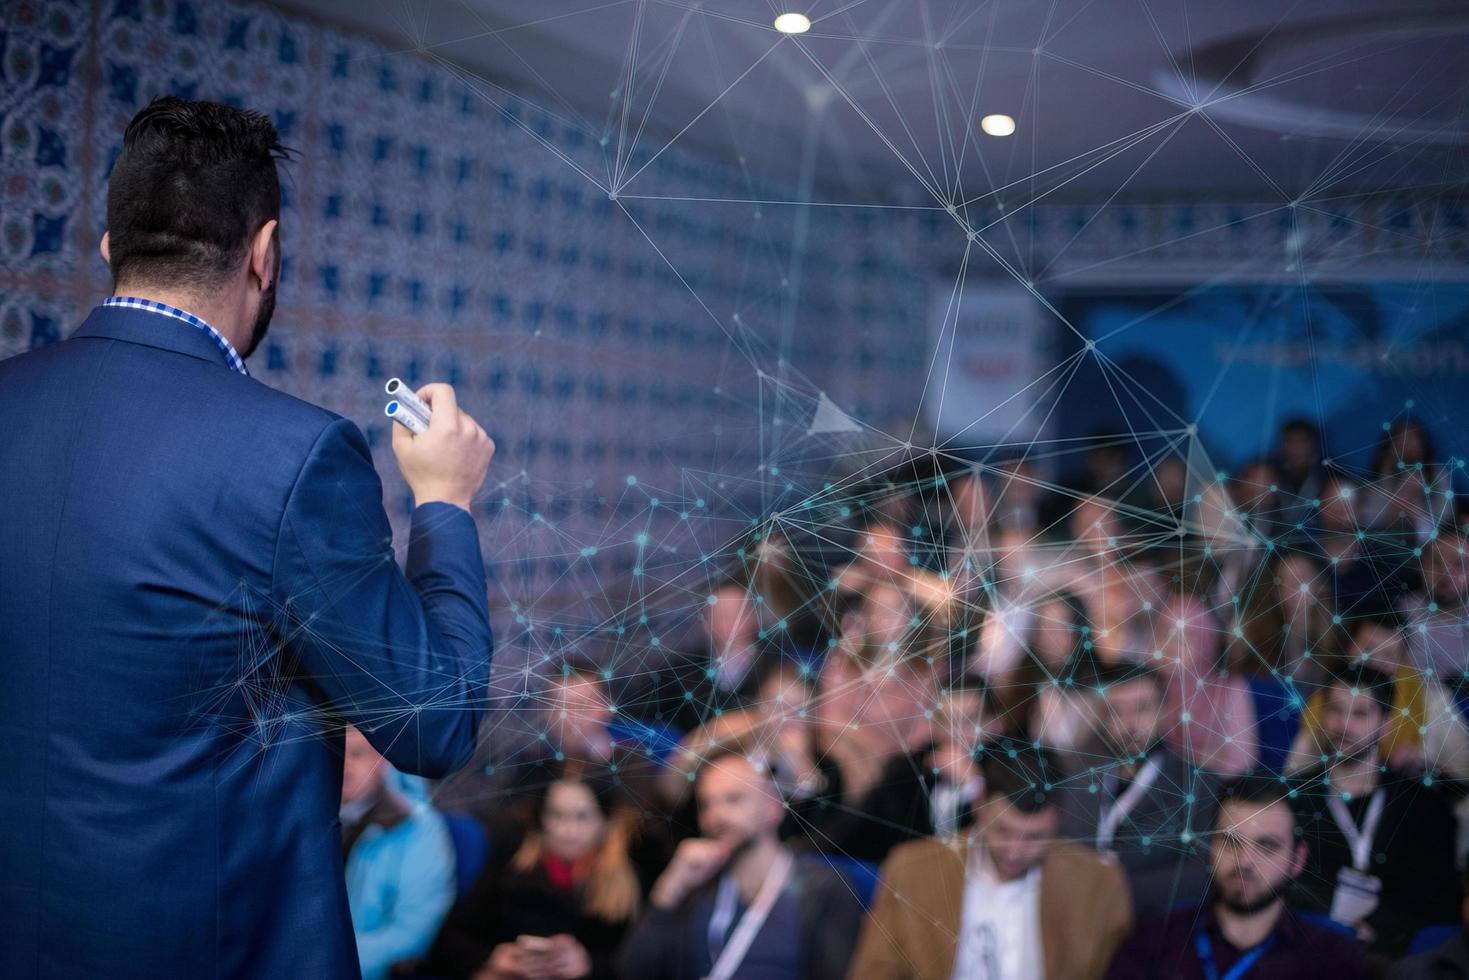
[1156,567,1259,777]
[1287,609,1469,779]
[318,416,1469,980]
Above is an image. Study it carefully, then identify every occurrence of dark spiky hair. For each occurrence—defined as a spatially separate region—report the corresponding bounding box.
[106,97,292,290]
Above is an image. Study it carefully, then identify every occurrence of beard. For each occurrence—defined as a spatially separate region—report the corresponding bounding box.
[1213,870,1296,915]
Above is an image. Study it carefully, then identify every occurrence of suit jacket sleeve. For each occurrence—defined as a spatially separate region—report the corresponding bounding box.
[615,904,684,980]
[273,418,492,777]
[1084,858,1135,980]
[805,868,866,980]
[846,853,916,980]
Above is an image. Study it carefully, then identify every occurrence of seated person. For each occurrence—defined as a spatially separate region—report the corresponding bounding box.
[340,727,456,980]
[438,662,666,821]
[422,767,642,980]
[828,677,998,863]
[985,591,1105,766]
[497,665,666,829]
[1407,528,1469,679]
[1390,867,1469,978]
[1286,609,1469,779]
[848,741,1132,980]
[813,587,947,799]
[618,749,863,980]
[658,657,855,844]
[1061,663,1219,920]
[641,578,771,731]
[1105,773,1369,978]
[1290,665,1463,958]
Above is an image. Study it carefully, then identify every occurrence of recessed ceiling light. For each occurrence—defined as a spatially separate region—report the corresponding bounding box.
[980,113,1016,136]
[774,13,812,34]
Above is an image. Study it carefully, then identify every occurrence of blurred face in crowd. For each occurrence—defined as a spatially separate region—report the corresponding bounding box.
[1352,621,1405,670]
[1211,799,1305,914]
[1087,444,1128,489]
[1091,563,1161,642]
[862,520,910,572]
[1320,684,1388,761]
[1274,554,1323,621]
[1318,479,1358,532]
[752,534,801,617]
[707,584,760,656]
[939,687,996,747]
[861,584,914,658]
[697,754,783,850]
[1126,561,1168,612]
[548,673,613,757]
[1031,598,1081,670]
[978,796,1059,882]
[341,727,383,804]
[542,780,607,863]
[1385,421,1430,471]
[758,665,812,730]
[1426,534,1469,605]
[996,458,1041,512]
[1071,497,1118,553]
[1279,427,1319,479]
[1101,676,1164,761]
[1154,457,1188,505]
[1231,462,1278,517]
[951,473,989,531]
[989,526,1031,589]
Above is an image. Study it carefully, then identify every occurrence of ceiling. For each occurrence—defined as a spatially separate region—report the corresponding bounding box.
[273,0,1469,203]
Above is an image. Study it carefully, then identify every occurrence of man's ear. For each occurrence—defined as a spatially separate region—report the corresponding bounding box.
[1291,841,1307,877]
[249,219,278,289]
[100,231,111,267]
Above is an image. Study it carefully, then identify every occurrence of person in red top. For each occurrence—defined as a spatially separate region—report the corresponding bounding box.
[423,766,642,980]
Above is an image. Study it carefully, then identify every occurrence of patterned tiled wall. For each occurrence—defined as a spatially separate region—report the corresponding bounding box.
[0,0,939,672]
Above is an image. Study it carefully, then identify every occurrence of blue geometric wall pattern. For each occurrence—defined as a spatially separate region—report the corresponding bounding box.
[0,0,933,686]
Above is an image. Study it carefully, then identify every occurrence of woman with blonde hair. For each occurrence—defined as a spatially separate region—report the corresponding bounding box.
[422,767,642,980]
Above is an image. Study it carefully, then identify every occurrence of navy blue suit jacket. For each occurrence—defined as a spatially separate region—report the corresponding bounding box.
[0,304,493,978]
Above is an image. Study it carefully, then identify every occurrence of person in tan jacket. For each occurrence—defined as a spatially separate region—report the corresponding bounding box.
[848,742,1132,980]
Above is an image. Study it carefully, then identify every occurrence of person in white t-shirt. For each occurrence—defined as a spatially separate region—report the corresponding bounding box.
[850,741,1132,980]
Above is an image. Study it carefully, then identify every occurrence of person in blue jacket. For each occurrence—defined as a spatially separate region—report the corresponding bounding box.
[341,727,458,980]
[0,97,497,978]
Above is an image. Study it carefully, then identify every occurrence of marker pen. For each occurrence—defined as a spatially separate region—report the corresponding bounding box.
[384,378,432,426]
[384,399,428,434]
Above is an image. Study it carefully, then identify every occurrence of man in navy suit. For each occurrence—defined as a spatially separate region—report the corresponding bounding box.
[0,98,497,978]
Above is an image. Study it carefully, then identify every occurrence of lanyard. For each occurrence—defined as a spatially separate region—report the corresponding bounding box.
[704,849,794,980]
[1326,788,1386,871]
[931,777,983,837]
[1194,929,1276,980]
[1097,755,1163,853]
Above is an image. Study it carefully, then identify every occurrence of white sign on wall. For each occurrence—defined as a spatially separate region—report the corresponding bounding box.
[924,283,1051,445]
